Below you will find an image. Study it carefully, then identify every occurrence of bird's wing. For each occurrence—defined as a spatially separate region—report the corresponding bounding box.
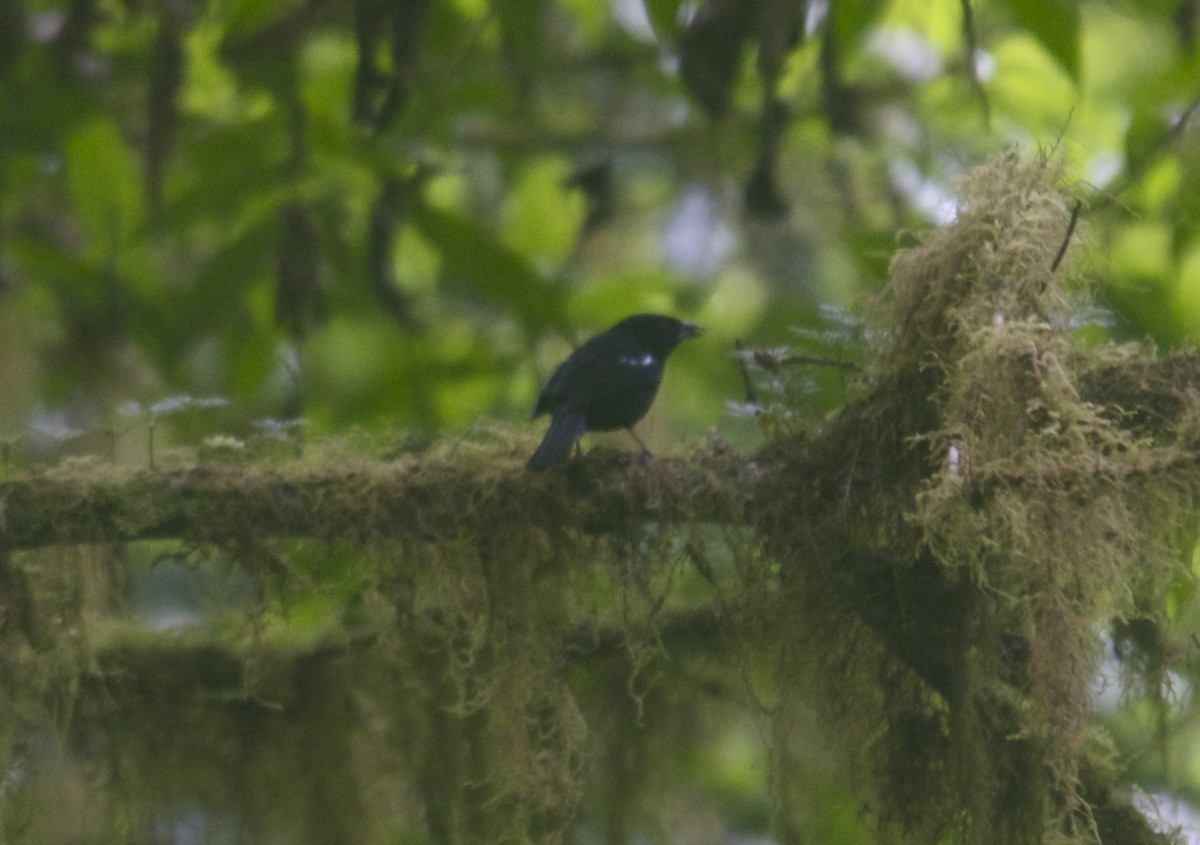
[535,333,662,417]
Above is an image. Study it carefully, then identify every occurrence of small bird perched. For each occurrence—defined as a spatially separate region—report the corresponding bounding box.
[527,314,702,472]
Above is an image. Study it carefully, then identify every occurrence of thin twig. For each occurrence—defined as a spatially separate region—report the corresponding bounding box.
[959,0,991,128]
[1093,86,1200,210]
[1051,199,1083,273]
[735,340,758,405]
[751,349,861,372]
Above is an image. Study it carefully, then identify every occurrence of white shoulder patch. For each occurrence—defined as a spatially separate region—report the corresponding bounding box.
[617,353,654,368]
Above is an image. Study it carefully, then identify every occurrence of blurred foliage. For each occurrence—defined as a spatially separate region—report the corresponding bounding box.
[0,0,1191,448]
[5,0,1200,842]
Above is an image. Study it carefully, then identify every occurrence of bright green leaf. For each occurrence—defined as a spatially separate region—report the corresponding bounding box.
[1111,222,1173,280]
[988,35,1076,133]
[222,308,278,398]
[643,0,684,42]
[567,270,683,327]
[997,0,1081,82]
[65,118,143,251]
[501,158,584,265]
[411,203,569,333]
[559,0,610,39]
[832,0,879,51]
[1175,240,1200,342]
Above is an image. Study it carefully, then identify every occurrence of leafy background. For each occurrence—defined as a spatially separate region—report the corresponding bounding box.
[4,0,1200,841]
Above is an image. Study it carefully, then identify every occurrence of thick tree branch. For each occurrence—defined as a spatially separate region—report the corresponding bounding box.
[0,450,760,551]
[3,349,1199,553]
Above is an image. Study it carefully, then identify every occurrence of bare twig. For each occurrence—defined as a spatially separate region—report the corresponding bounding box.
[1093,86,1200,210]
[959,0,991,127]
[751,349,861,372]
[735,339,758,405]
[1050,198,1083,273]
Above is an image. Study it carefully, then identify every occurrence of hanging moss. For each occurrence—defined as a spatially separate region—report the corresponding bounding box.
[2,154,1196,845]
[750,153,1199,845]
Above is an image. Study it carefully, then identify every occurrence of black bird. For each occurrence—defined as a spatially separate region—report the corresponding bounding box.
[528,314,702,472]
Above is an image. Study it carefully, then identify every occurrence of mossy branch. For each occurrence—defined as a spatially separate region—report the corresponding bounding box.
[4,155,1197,845]
[3,346,1199,556]
[0,451,759,551]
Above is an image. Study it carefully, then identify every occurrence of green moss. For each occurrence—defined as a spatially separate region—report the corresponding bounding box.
[2,153,1190,845]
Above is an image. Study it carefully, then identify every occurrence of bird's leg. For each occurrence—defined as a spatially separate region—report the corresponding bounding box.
[625,428,652,462]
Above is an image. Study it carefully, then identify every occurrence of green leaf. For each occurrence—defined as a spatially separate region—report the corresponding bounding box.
[567,270,685,327]
[501,158,584,264]
[997,0,1081,83]
[643,0,684,42]
[411,203,569,333]
[222,307,279,398]
[1122,61,1200,179]
[224,0,305,36]
[1125,100,1166,174]
[496,0,544,63]
[831,0,877,52]
[65,118,144,251]
[679,0,757,117]
[158,120,284,231]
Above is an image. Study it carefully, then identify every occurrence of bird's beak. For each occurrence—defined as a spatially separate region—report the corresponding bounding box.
[681,322,703,340]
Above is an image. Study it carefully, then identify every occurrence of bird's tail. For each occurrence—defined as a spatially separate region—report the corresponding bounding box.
[527,412,586,472]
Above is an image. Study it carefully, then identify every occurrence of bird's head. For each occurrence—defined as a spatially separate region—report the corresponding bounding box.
[613,314,703,357]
